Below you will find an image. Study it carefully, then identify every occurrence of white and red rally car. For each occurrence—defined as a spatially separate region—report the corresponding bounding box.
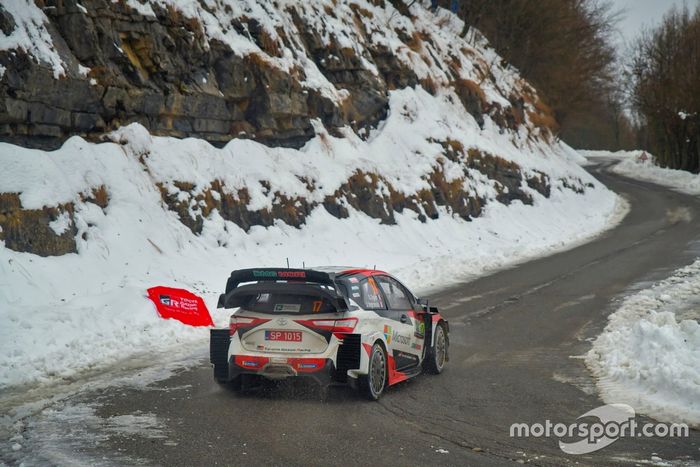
[210,267,449,400]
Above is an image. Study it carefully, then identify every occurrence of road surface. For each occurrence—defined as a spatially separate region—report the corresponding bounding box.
[3,161,700,466]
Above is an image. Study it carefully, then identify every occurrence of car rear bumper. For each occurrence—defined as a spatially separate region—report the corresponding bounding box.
[228,355,334,385]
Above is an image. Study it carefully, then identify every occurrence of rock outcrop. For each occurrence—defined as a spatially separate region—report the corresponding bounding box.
[0,0,556,149]
[1,0,390,148]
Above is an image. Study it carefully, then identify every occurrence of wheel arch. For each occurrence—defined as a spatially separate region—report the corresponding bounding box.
[357,332,389,376]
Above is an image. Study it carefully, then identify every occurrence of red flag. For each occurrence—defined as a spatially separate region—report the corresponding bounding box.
[147,286,214,327]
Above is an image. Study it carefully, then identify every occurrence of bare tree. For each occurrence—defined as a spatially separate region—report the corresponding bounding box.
[450,0,622,148]
[629,4,700,172]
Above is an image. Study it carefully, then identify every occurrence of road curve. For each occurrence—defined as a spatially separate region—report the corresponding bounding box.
[8,161,700,466]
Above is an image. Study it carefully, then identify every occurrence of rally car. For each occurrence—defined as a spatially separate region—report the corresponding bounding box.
[209,267,449,400]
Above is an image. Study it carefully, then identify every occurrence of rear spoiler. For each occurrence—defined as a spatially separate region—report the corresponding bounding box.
[224,268,335,293]
[217,268,345,310]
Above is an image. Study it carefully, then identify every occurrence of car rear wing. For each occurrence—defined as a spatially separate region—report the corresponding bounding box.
[217,268,347,311]
[224,268,335,293]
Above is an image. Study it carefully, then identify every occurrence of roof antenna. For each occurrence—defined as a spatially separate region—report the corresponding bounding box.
[302,261,305,269]
[286,257,290,268]
[373,264,376,270]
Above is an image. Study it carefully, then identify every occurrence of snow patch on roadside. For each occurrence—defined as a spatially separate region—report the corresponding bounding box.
[581,150,700,196]
[586,259,700,427]
[583,149,700,426]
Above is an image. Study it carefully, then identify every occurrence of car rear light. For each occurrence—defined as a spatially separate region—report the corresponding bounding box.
[301,317,358,334]
[229,316,264,335]
[331,318,358,333]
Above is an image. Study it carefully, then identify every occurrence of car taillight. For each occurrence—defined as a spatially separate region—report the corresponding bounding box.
[229,316,258,335]
[304,317,358,334]
[332,318,358,333]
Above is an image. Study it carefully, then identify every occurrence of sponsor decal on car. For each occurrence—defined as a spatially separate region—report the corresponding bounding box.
[251,270,307,279]
[278,270,306,279]
[253,270,278,278]
[392,331,411,345]
[383,325,392,344]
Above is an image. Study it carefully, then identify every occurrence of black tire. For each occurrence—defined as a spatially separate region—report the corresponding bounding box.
[424,323,448,374]
[359,342,387,400]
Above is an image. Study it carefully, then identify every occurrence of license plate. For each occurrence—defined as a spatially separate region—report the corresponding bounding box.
[265,330,302,342]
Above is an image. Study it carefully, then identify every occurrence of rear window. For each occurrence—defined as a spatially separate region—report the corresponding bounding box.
[244,292,337,314]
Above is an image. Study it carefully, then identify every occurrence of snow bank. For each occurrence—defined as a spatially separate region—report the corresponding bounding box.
[586,260,700,427]
[583,149,700,426]
[581,150,700,196]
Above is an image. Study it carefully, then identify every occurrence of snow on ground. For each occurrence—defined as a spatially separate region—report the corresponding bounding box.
[581,150,700,196]
[583,149,700,427]
[586,260,700,427]
[0,92,623,391]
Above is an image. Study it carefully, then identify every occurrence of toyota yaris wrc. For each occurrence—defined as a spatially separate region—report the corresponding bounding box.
[209,267,449,400]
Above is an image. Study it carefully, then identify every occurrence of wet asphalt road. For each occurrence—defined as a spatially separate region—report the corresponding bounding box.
[6,161,700,466]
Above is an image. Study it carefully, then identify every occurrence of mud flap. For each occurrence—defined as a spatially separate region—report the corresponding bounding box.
[210,328,230,382]
[424,312,433,351]
[422,306,446,364]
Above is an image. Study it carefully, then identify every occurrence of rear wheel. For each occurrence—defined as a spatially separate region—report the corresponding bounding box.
[359,343,387,400]
[424,323,447,374]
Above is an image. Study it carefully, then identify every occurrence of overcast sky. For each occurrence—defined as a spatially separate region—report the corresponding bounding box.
[610,0,696,49]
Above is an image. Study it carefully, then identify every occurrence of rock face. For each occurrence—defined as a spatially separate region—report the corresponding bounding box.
[0,192,77,256]
[0,0,391,149]
[0,0,556,149]
[0,186,108,256]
